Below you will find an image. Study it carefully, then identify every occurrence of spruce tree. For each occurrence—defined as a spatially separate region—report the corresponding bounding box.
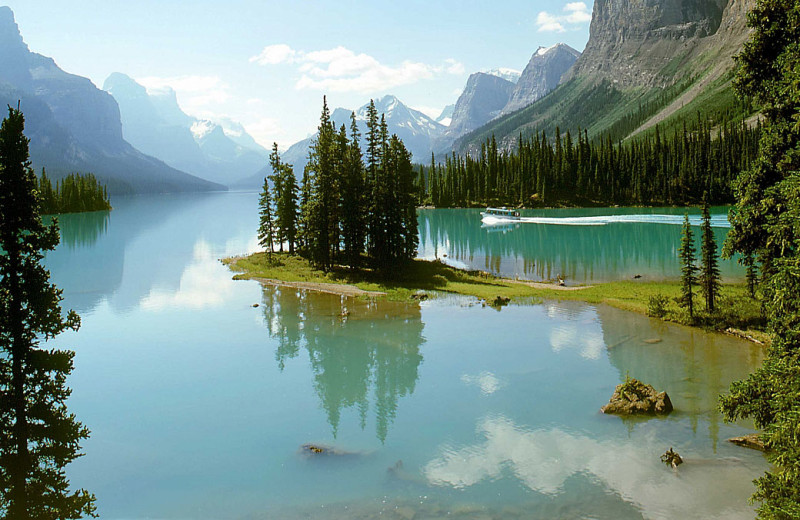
[257,177,275,253]
[718,0,800,516]
[699,193,721,313]
[0,106,96,519]
[678,213,697,319]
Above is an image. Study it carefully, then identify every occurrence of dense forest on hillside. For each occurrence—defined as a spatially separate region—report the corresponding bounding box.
[421,113,760,207]
[36,170,112,214]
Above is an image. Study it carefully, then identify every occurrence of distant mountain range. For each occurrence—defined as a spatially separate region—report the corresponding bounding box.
[236,95,447,188]
[104,73,268,186]
[0,6,222,194]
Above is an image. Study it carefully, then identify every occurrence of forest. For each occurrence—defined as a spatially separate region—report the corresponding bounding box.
[421,114,760,208]
[36,169,112,214]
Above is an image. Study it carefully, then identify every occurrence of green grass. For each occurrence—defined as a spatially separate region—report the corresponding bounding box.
[225,252,767,339]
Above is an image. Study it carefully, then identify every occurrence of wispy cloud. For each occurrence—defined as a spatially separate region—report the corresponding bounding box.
[536,1,592,33]
[250,44,465,94]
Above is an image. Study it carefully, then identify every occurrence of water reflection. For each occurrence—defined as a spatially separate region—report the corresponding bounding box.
[425,415,762,519]
[261,286,424,442]
[52,211,110,249]
[419,208,743,283]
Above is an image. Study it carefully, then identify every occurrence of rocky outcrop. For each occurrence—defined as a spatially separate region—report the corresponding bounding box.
[501,44,581,115]
[601,378,673,415]
[442,73,516,141]
[0,7,222,194]
[728,433,768,452]
[563,0,740,87]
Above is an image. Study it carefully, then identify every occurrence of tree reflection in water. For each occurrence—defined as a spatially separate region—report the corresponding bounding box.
[261,286,424,442]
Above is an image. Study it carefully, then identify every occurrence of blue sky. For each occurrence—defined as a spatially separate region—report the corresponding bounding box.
[3,1,593,149]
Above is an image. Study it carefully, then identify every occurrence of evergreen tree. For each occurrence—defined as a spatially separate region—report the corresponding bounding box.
[678,214,697,319]
[0,106,96,519]
[257,177,275,253]
[699,193,721,313]
[718,0,800,516]
[340,112,366,268]
[268,144,299,254]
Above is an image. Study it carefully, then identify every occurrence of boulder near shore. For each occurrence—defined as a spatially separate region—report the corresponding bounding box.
[601,378,673,415]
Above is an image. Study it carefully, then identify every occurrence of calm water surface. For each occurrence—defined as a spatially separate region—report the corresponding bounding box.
[419,208,742,283]
[45,193,766,519]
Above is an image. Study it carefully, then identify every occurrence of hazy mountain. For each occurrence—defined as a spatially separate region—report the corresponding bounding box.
[440,73,516,143]
[501,44,580,115]
[0,7,222,194]
[436,104,455,127]
[455,0,756,153]
[235,95,445,188]
[105,73,267,186]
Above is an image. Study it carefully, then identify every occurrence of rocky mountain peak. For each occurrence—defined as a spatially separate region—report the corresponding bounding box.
[500,43,580,116]
[0,6,26,52]
[445,72,516,139]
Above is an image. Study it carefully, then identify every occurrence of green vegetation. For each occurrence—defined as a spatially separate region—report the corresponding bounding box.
[700,194,722,313]
[717,0,800,516]
[422,112,759,208]
[257,176,275,253]
[678,214,698,319]
[226,252,763,334]
[0,108,96,518]
[36,169,111,215]
[269,97,418,274]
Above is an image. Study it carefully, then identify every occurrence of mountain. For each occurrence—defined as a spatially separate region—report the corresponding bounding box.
[483,68,522,84]
[436,104,455,127]
[104,73,268,186]
[500,44,580,116]
[441,73,516,142]
[236,95,445,188]
[0,7,222,194]
[454,0,756,154]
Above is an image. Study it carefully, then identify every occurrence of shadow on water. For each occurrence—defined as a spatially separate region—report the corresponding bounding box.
[418,208,743,283]
[260,286,424,442]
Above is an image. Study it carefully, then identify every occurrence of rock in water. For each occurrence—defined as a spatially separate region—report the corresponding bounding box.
[728,433,768,452]
[601,377,673,415]
[661,447,683,468]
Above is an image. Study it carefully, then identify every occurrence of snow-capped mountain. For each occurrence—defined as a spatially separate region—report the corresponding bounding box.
[436,104,455,127]
[234,95,446,188]
[105,73,268,186]
[483,68,522,84]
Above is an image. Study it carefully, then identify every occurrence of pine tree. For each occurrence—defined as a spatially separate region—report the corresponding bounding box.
[718,1,800,516]
[257,177,275,253]
[678,213,697,319]
[0,106,96,519]
[699,193,721,313]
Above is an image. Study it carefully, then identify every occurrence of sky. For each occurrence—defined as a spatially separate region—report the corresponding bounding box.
[3,1,593,150]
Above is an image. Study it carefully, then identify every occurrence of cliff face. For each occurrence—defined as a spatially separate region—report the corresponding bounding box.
[445,73,516,139]
[502,44,580,116]
[563,0,739,87]
[0,7,222,193]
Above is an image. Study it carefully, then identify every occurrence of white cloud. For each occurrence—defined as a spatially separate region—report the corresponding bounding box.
[251,44,465,94]
[249,43,297,65]
[536,2,592,32]
[138,75,231,118]
[243,117,285,148]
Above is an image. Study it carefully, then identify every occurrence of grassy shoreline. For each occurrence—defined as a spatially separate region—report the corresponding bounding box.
[224,252,767,343]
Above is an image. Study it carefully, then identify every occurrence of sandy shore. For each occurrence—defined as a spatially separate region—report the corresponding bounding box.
[252,277,387,298]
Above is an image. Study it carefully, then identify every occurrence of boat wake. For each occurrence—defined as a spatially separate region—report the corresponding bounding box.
[482,214,731,228]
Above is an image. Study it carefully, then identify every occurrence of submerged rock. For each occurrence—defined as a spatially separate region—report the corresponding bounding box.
[661,447,683,468]
[601,377,673,415]
[489,295,511,307]
[410,292,429,301]
[728,433,768,452]
[300,443,362,457]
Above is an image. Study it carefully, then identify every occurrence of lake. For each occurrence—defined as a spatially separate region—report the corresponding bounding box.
[44,192,766,519]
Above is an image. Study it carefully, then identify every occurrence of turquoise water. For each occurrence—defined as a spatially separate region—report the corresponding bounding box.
[419,207,742,283]
[44,194,767,519]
